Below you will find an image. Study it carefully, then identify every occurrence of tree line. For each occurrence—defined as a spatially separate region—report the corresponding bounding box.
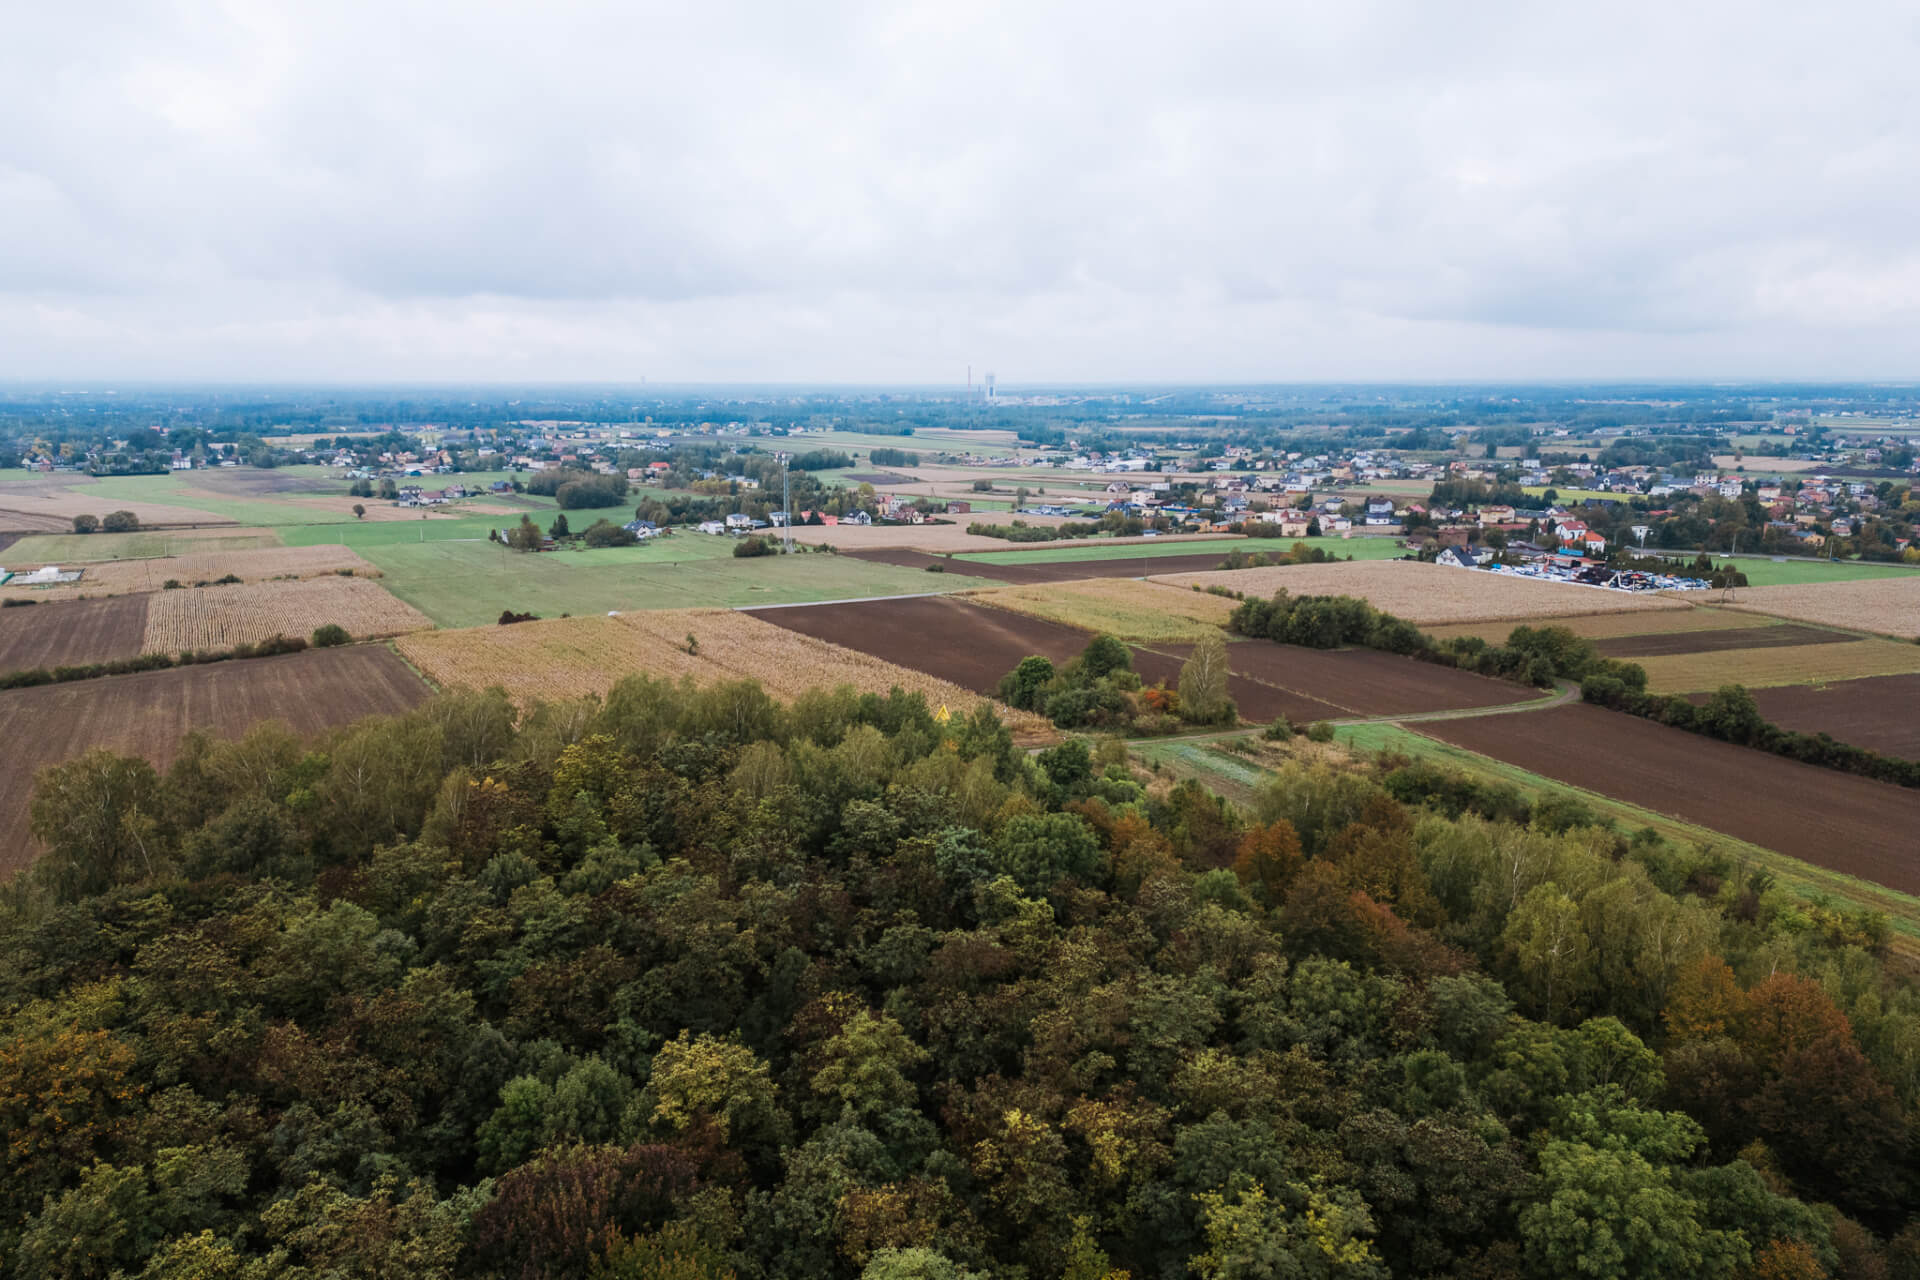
[1,676,1917,1277]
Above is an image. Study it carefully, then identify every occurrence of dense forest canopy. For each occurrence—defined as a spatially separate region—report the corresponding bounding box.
[2,672,1918,1279]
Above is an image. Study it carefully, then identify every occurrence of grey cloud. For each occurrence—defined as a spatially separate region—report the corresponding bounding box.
[1,0,1916,380]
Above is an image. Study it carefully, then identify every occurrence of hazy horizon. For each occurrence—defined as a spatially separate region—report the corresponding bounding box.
[5,2,1917,383]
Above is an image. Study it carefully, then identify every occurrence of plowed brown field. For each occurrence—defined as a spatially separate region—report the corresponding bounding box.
[753,596,1350,725]
[1691,674,1920,761]
[1595,623,1851,659]
[1418,704,1920,892]
[0,646,429,878]
[0,596,149,669]
[1144,641,1542,718]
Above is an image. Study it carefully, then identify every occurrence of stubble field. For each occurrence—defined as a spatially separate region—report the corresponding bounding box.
[395,609,1056,740]
[967,579,1241,641]
[1631,638,1920,695]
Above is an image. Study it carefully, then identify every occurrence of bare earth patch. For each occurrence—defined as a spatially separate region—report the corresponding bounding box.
[396,609,1055,740]
[143,577,434,652]
[1720,577,1920,639]
[1153,560,1690,626]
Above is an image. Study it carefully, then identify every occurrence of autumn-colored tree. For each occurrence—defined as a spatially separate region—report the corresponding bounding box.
[1231,821,1303,907]
[1665,955,1746,1042]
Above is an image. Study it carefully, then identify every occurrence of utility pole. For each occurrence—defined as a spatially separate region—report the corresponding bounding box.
[782,460,793,554]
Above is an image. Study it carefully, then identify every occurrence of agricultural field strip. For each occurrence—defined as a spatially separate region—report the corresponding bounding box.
[1151,560,1690,626]
[1412,703,1920,897]
[0,595,150,669]
[1717,675,1920,761]
[1630,638,1920,695]
[142,578,435,652]
[1718,576,1920,638]
[1421,608,1775,645]
[960,578,1240,643]
[1593,623,1856,659]
[0,544,377,598]
[0,646,430,877]
[1324,721,1920,951]
[395,609,1053,739]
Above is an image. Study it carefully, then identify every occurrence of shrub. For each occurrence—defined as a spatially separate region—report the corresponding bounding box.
[71,514,99,534]
[498,610,539,625]
[101,510,140,533]
[1305,721,1335,743]
[733,535,777,558]
[582,519,637,548]
[1,598,38,608]
[1263,717,1294,741]
[311,623,350,648]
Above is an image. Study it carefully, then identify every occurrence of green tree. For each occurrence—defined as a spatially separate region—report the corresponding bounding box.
[507,514,542,551]
[810,1010,930,1120]
[30,750,166,901]
[550,511,571,539]
[1189,1182,1388,1280]
[990,812,1103,893]
[997,655,1056,711]
[1178,631,1235,725]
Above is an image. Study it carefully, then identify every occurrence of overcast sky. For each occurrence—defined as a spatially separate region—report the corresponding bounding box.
[3,1,1917,384]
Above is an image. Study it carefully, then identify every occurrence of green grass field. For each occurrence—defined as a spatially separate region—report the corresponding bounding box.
[1522,486,1627,503]
[1725,557,1920,586]
[359,539,1001,627]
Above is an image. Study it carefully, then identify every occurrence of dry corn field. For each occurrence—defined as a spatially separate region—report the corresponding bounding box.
[396,609,1056,739]
[967,577,1238,642]
[143,577,434,652]
[1152,560,1690,626]
[1721,577,1920,639]
[0,544,377,599]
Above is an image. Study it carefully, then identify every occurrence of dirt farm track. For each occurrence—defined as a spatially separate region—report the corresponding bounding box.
[1420,704,1920,893]
[0,645,429,877]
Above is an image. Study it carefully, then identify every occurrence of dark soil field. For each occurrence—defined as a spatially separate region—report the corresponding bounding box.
[0,645,429,879]
[0,596,149,670]
[1596,623,1851,659]
[1707,674,1920,760]
[1419,703,1920,892]
[846,548,1244,584]
[752,595,1344,724]
[1147,641,1541,717]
